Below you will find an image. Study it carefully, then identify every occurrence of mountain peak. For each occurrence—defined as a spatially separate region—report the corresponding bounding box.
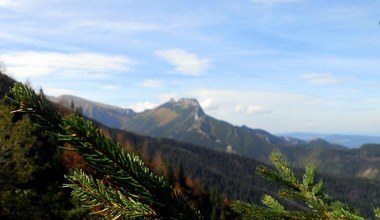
[166,98,202,109]
[162,98,206,126]
[178,98,200,107]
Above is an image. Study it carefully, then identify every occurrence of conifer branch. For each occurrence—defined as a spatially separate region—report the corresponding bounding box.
[10,82,202,219]
[64,169,155,219]
[375,208,380,218]
[10,82,379,220]
[231,200,317,220]
[231,152,366,220]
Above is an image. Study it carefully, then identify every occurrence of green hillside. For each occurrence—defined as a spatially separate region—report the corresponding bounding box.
[55,94,380,182]
[0,73,87,219]
[101,124,380,219]
[3,72,380,219]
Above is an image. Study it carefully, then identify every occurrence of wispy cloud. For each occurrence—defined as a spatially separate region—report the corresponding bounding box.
[200,98,219,111]
[234,104,244,113]
[0,32,83,51]
[129,101,158,112]
[235,104,269,115]
[247,105,269,115]
[0,0,19,9]
[178,88,380,133]
[155,49,209,76]
[40,86,76,97]
[1,50,133,79]
[175,88,314,131]
[68,20,166,33]
[140,79,163,89]
[301,74,342,85]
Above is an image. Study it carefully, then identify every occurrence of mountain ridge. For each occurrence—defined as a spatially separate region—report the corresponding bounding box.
[121,97,305,162]
[2,72,380,219]
[49,94,380,182]
[50,95,135,129]
[49,95,347,158]
[280,132,380,148]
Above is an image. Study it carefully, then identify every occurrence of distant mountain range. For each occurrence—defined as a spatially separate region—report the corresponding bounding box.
[50,95,324,161]
[52,94,380,218]
[279,132,380,148]
[53,94,380,149]
[2,72,380,218]
[49,94,380,182]
[96,121,380,219]
[49,95,135,129]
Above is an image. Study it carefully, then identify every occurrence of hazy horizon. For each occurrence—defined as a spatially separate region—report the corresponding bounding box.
[1,0,380,135]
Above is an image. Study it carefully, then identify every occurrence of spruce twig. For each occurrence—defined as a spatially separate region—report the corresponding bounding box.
[11,82,379,220]
[375,208,380,218]
[11,82,202,220]
[64,169,155,219]
[231,152,365,220]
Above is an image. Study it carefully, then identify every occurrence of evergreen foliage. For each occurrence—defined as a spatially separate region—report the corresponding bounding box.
[0,101,41,219]
[375,208,380,218]
[11,82,201,219]
[0,101,37,185]
[113,126,380,219]
[9,81,380,219]
[0,80,86,219]
[231,152,368,220]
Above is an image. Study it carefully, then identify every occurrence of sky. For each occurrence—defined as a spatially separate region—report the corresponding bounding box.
[1,0,380,135]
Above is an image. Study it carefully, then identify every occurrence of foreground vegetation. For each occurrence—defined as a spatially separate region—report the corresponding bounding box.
[6,75,380,219]
[0,75,87,219]
[1,70,379,219]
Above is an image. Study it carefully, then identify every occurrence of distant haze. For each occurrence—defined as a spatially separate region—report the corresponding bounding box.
[279,132,380,148]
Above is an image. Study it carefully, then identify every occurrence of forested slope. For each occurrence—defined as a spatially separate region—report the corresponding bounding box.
[101,125,380,219]
[2,72,380,219]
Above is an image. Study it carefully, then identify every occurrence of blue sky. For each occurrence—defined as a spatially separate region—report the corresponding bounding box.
[1,0,380,134]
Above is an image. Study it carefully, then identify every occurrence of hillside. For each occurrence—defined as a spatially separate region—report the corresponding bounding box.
[51,96,308,159]
[3,72,380,219]
[0,73,87,219]
[122,98,299,160]
[50,95,135,128]
[52,94,380,182]
[100,121,380,219]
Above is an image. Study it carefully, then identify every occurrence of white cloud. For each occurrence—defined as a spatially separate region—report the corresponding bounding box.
[70,20,165,33]
[234,104,269,115]
[181,88,380,134]
[200,98,219,111]
[155,49,209,76]
[193,88,308,112]
[246,105,269,115]
[129,101,158,112]
[140,79,163,89]
[1,51,133,79]
[0,32,83,51]
[182,88,320,131]
[0,0,19,9]
[301,74,340,85]
[40,86,75,97]
[235,104,244,113]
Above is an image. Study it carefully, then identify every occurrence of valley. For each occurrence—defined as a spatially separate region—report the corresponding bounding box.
[51,94,380,182]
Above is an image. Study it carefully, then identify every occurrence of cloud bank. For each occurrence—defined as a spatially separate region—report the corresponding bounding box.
[156,49,209,76]
[1,51,133,79]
